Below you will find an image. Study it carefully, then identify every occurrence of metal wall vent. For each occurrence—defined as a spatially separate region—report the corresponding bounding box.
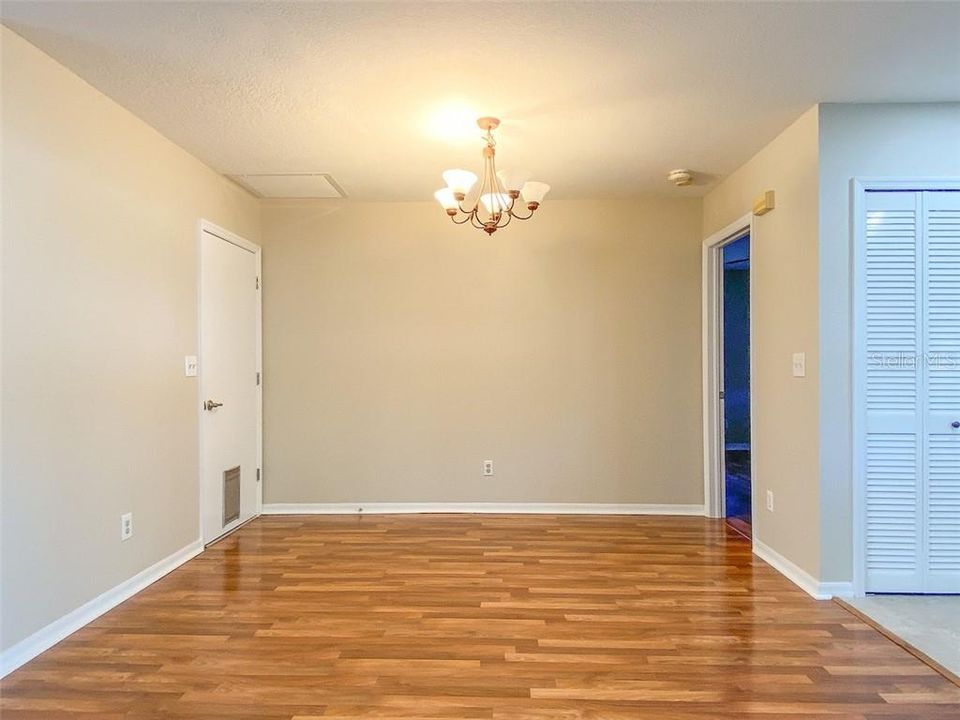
[229,173,346,199]
[223,466,240,527]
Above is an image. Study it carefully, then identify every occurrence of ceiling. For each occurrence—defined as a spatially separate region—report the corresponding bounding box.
[3,2,958,200]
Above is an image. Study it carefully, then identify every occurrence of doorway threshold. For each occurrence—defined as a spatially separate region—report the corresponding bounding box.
[725,516,752,541]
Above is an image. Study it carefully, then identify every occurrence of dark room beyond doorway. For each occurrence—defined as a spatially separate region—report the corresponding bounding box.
[722,234,751,538]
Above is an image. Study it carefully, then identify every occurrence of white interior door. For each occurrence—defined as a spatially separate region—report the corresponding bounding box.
[922,191,960,592]
[200,225,261,544]
[861,189,960,593]
[862,191,924,592]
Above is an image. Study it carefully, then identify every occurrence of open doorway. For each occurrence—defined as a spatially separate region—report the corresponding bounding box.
[702,215,754,533]
[721,235,751,538]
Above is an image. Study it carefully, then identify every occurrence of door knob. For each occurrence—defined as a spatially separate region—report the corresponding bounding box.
[204,400,224,411]
[952,421,960,429]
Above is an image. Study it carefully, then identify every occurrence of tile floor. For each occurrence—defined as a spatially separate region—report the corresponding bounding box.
[844,594,960,679]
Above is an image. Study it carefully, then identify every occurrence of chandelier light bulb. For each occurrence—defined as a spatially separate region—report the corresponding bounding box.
[521,181,551,208]
[497,169,531,194]
[434,188,459,214]
[442,169,478,199]
[480,192,512,216]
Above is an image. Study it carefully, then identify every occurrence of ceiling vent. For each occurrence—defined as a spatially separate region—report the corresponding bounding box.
[229,173,346,199]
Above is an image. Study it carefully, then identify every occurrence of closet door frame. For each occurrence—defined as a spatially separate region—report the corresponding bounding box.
[852,178,960,597]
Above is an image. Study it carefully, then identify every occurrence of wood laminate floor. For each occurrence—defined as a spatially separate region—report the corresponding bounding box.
[2,514,959,719]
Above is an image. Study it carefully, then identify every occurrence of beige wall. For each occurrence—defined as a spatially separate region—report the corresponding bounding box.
[1,28,260,650]
[702,107,821,578]
[818,103,960,582]
[260,198,704,505]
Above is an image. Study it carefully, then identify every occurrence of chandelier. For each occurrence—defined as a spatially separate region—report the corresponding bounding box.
[434,117,550,235]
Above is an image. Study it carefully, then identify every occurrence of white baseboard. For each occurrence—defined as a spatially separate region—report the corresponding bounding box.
[753,539,853,600]
[262,502,706,516]
[818,581,855,599]
[0,538,203,678]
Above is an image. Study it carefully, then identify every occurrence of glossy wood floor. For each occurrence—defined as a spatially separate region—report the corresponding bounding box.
[3,514,959,719]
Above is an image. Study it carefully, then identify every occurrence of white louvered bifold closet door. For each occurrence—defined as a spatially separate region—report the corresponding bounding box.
[864,191,924,592]
[863,190,960,594]
[923,192,960,593]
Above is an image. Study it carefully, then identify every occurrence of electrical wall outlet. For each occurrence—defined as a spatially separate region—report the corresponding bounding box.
[766,491,774,512]
[121,512,133,541]
[483,460,494,476]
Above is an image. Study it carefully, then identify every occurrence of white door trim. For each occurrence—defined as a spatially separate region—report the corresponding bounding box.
[197,219,263,545]
[702,213,755,520]
[851,178,960,596]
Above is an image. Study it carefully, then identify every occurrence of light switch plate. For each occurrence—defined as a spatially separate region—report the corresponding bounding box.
[185,355,198,377]
[792,352,806,378]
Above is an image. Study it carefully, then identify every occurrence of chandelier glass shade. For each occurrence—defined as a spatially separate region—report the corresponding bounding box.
[435,117,550,234]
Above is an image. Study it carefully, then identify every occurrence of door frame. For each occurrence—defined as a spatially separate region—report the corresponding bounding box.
[851,178,960,596]
[197,219,263,545]
[702,213,756,521]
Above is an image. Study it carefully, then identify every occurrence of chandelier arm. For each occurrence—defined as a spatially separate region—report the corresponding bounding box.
[487,154,498,217]
[477,149,494,224]
[490,146,513,216]
[509,206,536,221]
[491,152,507,195]
[497,211,513,229]
[469,209,486,230]
[451,210,474,225]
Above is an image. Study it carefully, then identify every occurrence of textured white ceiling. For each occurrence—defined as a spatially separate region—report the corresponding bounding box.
[3,2,959,200]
